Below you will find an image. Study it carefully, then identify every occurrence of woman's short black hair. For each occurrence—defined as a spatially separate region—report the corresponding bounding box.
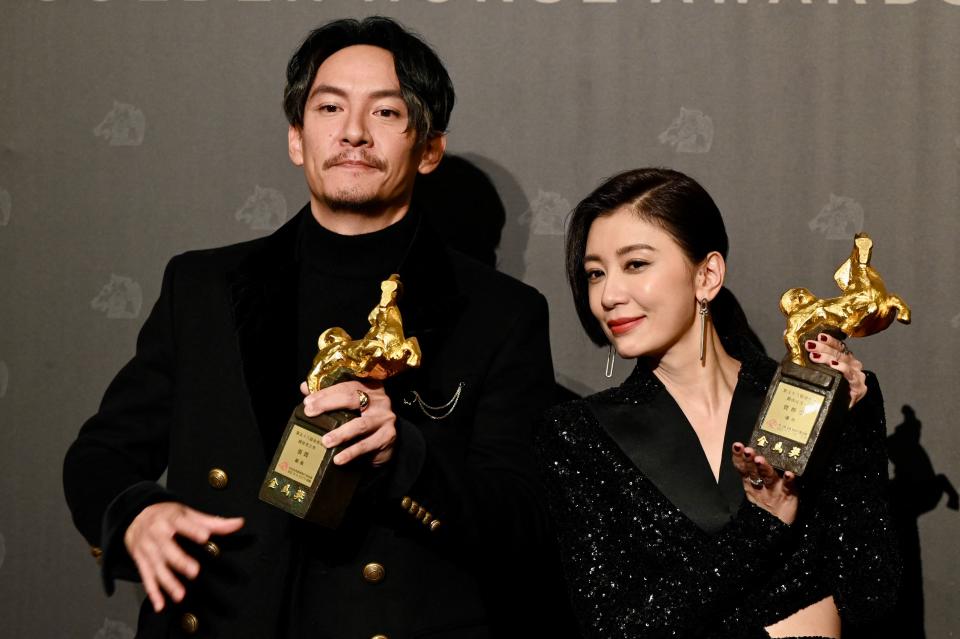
[283,16,455,142]
[565,167,731,347]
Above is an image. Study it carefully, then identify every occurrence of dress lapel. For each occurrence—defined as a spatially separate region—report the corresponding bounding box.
[590,339,777,534]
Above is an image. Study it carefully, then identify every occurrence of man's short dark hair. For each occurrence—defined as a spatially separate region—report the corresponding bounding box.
[283,16,455,142]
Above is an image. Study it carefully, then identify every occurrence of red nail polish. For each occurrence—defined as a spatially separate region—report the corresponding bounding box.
[805,340,816,349]
[811,352,821,359]
[819,334,828,342]
[831,360,839,366]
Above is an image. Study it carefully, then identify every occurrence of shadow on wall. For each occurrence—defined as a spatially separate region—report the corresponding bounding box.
[457,152,532,279]
[886,404,959,639]
[412,152,581,405]
[412,153,508,269]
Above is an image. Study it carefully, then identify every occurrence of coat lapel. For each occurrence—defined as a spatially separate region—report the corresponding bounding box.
[386,216,467,401]
[225,206,467,449]
[227,207,306,455]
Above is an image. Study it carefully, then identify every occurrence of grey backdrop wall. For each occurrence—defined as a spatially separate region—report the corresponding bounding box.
[1,0,957,637]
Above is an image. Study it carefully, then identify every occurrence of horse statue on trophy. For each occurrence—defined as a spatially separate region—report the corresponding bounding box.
[779,233,911,366]
[307,274,421,391]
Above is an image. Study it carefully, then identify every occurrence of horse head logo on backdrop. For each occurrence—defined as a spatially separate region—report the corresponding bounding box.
[91,274,143,320]
[780,233,911,365]
[92,618,135,639]
[93,101,145,147]
[658,107,714,154]
[809,194,865,240]
[519,189,569,236]
[235,185,288,231]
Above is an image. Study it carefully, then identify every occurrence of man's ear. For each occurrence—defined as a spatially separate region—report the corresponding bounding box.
[697,251,726,302]
[288,125,304,166]
[417,134,446,175]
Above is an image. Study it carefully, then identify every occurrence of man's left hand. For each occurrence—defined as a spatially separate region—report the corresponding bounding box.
[300,381,396,466]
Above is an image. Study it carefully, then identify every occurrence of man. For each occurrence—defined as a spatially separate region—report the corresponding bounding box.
[64,17,572,638]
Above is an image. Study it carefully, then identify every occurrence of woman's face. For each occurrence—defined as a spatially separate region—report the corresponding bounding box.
[584,206,700,359]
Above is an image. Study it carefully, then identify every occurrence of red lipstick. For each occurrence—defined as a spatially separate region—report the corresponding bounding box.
[607,316,644,336]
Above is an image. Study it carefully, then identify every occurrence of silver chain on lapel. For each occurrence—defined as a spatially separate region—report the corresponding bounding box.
[404,382,465,420]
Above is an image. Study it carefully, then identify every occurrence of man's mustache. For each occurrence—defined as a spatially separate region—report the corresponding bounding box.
[323,152,386,171]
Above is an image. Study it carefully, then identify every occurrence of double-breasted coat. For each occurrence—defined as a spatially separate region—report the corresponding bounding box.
[63,207,567,638]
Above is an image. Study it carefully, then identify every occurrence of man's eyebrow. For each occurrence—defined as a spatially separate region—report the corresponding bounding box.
[308,84,346,101]
[369,89,404,100]
[307,84,404,102]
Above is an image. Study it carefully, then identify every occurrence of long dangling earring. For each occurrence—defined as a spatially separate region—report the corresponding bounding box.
[605,344,615,378]
[698,298,710,363]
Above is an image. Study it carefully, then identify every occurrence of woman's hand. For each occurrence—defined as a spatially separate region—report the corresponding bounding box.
[732,443,798,525]
[804,332,867,408]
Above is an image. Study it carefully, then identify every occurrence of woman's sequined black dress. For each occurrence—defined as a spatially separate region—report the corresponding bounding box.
[536,344,898,639]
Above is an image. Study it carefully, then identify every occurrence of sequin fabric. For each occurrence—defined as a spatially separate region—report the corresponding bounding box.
[536,344,899,639]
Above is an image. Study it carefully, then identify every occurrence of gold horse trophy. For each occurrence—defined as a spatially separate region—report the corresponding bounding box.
[749,234,910,476]
[259,274,421,527]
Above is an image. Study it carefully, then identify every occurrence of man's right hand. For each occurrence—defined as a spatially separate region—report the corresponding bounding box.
[124,502,244,612]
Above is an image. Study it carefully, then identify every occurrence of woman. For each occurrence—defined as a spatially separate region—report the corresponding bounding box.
[537,168,898,639]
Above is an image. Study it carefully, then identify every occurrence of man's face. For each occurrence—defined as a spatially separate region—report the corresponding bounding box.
[288,45,445,222]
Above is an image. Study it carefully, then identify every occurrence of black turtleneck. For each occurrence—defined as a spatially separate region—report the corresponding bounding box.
[284,209,420,639]
[295,209,420,377]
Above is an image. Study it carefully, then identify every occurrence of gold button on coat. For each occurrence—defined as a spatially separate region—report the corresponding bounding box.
[180,613,199,634]
[204,541,220,558]
[207,468,228,489]
[362,562,385,583]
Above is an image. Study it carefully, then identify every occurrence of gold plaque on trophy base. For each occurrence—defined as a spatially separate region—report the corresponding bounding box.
[258,405,362,528]
[749,333,849,477]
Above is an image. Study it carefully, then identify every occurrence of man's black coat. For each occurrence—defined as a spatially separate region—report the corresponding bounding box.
[63,208,568,638]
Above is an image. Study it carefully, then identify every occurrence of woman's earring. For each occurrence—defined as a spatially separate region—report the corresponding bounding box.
[605,344,615,378]
[698,298,710,363]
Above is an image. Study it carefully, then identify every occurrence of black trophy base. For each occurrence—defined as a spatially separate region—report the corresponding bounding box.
[258,404,362,528]
[749,357,849,477]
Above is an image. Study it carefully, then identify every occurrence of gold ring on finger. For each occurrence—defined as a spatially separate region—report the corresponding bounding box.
[749,476,764,488]
[357,390,370,411]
